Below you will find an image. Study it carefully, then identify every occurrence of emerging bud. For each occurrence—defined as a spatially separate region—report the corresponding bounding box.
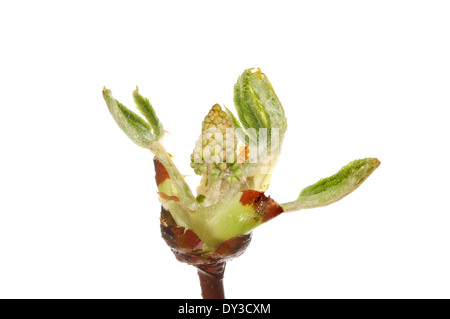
[191,104,247,203]
[103,68,380,299]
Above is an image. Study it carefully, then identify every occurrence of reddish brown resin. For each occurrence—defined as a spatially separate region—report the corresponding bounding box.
[240,190,284,223]
[153,158,170,185]
[157,192,180,202]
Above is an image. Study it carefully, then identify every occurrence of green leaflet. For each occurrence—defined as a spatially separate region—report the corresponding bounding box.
[281,158,380,212]
[234,69,286,130]
[240,70,271,129]
[232,68,287,192]
[133,89,164,140]
[224,105,242,129]
[104,87,197,210]
[254,72,286,132]
[233,79,250,129]
[233,68,287,151]
[103,88,155,148]
[103,87,165,148]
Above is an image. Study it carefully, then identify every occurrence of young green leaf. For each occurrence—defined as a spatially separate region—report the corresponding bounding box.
[281,158,380,212]
[133,89,164,140]
[103,87,155,148]
[224,106,242,129]
[234,68,286,132]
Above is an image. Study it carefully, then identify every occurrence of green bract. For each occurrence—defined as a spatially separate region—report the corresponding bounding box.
[103,68,380,252]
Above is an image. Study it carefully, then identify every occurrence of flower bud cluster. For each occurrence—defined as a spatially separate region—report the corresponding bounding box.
[190,104,243,183]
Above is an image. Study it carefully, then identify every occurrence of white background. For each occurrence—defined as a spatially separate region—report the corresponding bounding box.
[1,1,449,299]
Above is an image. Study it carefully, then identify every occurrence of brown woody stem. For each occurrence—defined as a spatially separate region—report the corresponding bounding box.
[196,262,226,299]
